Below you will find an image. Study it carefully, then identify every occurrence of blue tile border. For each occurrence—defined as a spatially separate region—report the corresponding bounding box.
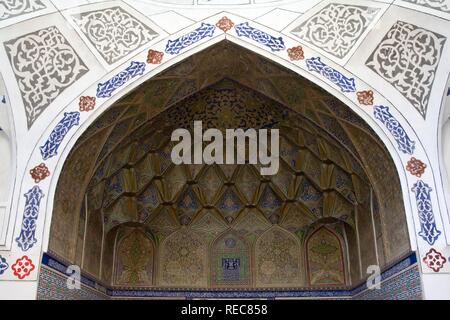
[41,251,418,299]
[16,186,44,251]
[41,253,106,292]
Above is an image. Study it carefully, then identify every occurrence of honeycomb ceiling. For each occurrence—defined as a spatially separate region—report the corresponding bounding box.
[70,41,386,239]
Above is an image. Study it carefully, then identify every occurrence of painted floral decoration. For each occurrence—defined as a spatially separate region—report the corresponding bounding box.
[287,46,304,61]
[406,157,427,177]
[423,248,446,272]
[216,16,234,33]
[356,90,374,105]
[0,255,8,275]
[79,96,96,112]
[12,256,35,279]
[147,49,164,64]
[29,163,50,183]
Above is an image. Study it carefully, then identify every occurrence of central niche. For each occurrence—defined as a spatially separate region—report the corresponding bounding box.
[69,79,363,288]
[101,79,352,288]
[49,41,410,291]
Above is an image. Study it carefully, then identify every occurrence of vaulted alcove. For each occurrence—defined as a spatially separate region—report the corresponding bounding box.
[45,41,410,295]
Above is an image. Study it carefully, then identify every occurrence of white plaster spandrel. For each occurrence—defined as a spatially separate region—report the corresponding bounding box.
[0,73,15,247]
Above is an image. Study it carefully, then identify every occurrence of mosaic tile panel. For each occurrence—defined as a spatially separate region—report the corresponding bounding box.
[291,4,380,59]
[0,0,46,21]
[352,265,422,300]
[4,26,88,128]
[37,252,421,299]
[73,7,158,65]
[37,266,109,300]
[366,21,446,119]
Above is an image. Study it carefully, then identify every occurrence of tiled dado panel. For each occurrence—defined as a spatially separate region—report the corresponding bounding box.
[37,252,109,300]
[37,267,109,300]
[37,252,421,299]
[352,266,422,300]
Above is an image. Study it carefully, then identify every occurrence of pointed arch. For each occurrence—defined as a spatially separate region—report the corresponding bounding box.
[22,14,439,297]
[210,230,251,287]
[254,226,302,287]
[158,228,208,287]
[114,227,155,287]
[38,18,421,260]
[305,226,346,287]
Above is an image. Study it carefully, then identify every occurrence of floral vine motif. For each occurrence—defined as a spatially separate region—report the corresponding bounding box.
[79,96,96,112]
[96,61,146,98]
[147,49,164,64]
[356,90,374,105]
[0,255,8,276]
[72,6,158,65]
[291,4,380,59]
[165,23,215,55]
[411,180,441,246]
[235,22,285,52]
[4,26,88,128]
[366,21,446,119]
[373,105,415,154]
[406,157,427,177]
[287,46,304,61]
[16,186,44,251]
[216,16,234,32]
[40,112,80,160]
[306,57,356,92]
[403,0,450,13]
[423,248,446,272]
[0,0,46,21]
[11,256,35,279]
[29,163,50,183]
